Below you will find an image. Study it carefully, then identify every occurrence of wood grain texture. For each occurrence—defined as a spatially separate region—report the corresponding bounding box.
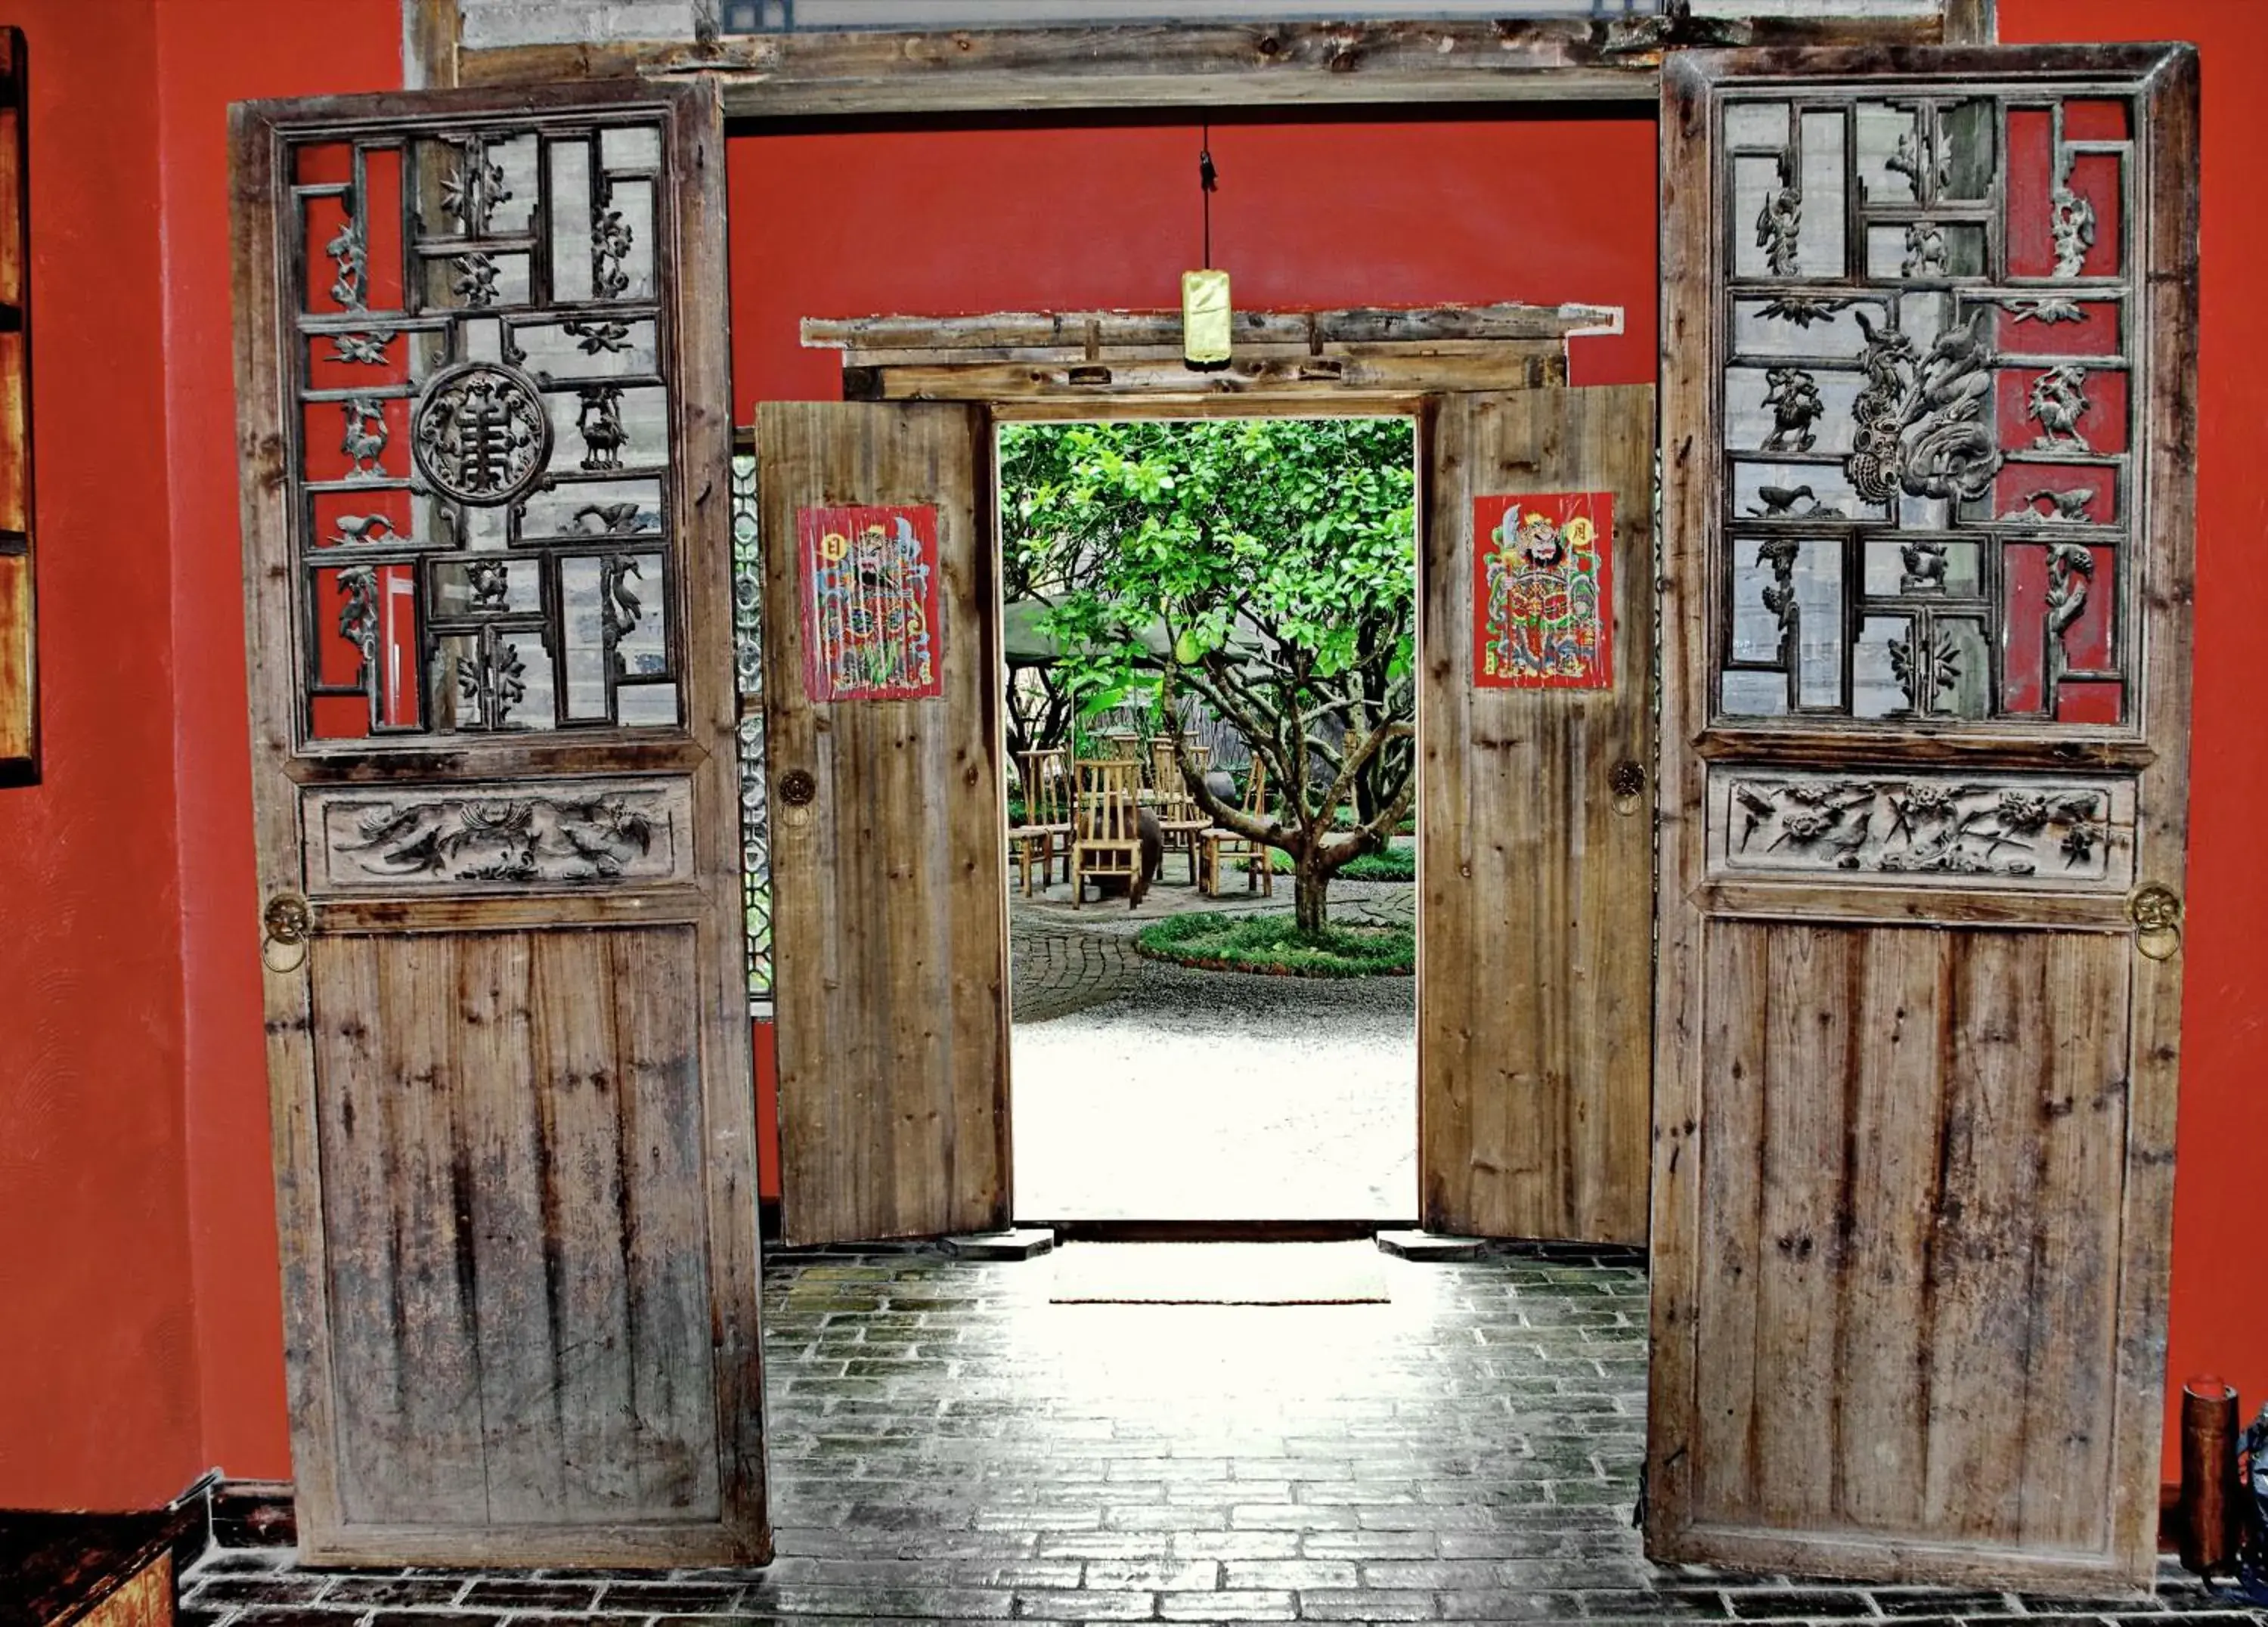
[760,401,1011,1247]
[844,349,1569,405]
[806,304,1618,356]
[231,79,764,1569]
[1687,923,2130,1560]
[1648,45,2199,1594]
[444,17,1947,119]
[311,928,721,1529]
[1418,384,1654,1245]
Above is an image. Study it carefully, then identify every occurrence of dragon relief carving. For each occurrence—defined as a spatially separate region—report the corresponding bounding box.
[1844,308,2002,505]
[1724,777,2118,879]
[340,792,668,884]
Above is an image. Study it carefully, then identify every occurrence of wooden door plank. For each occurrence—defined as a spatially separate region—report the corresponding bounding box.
[1830,928,1950,1536]
[604,927,727,1520]
[1691,918,1768,1528]
[1418,383,1654,1244]
[1652,45,2198,1591]
[232,78,764,1568]
[1749,925,1852,1529]
[314,934,488,1527]
[761,401,1009,1245]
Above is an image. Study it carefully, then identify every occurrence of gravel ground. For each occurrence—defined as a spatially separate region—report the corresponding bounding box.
[1011,881,1418,1222]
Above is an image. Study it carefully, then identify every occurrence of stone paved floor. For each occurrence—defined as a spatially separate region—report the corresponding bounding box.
[1010,879,1418,1221]
[179,1244,2266,1626]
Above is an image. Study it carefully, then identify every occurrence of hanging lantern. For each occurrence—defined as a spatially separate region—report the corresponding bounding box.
[1182,268,1232,367]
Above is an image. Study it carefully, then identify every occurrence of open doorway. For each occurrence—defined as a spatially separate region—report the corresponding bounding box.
[996,414,1423,1225]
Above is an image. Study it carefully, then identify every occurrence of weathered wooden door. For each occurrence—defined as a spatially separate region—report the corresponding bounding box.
[758,401,1011,1246]
[232,82,764,1567]
[1419,384,1657,1244]
[1650,45,2198,1589]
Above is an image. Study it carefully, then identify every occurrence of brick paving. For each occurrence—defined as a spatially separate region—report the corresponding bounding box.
[179,1244,2266,1626]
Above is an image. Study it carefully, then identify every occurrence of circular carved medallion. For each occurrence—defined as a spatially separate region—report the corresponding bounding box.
[410,361,553,506]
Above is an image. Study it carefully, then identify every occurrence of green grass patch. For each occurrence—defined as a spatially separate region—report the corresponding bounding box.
[1267,846,1415,882]
[1136,911,1414,978]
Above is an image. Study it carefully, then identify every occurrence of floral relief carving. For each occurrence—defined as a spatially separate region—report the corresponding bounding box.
[321,786,686,887]
[1721,775,2121,880]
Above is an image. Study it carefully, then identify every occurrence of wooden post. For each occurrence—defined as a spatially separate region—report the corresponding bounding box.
[2180,1376,2239,1574]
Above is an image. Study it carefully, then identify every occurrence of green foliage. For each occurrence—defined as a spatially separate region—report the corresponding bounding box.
[999,417,1419,925]
[1270,844,1414,882]
[1135,911,1414,978]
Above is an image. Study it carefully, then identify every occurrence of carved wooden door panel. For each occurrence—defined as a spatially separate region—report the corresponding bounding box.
[1652,46,2198,1590]
[757,401,1010,1247]
[231,82,764,1567]
[1418,383,1656,1244]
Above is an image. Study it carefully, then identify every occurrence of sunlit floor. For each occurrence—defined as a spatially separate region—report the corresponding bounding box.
[1008,876,1418,1222]
[178,1244,2249,1624]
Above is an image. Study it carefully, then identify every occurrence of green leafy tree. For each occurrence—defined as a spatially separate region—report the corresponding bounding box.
[999,417,1417,931]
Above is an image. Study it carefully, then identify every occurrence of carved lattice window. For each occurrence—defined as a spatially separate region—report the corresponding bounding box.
[1716,87,2136,727]
[290,114,682,741]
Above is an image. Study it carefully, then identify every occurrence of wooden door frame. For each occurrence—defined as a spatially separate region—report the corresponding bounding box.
[414,8,1995,114]
[773,308,1638,1232]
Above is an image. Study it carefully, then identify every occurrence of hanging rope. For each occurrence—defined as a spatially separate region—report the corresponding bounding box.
[1199,123,1218,268]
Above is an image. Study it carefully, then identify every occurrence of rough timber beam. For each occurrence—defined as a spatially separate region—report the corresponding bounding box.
[445,16,1950,117]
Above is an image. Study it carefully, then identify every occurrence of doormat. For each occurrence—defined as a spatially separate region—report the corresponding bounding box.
[1047,1241,1390,1305]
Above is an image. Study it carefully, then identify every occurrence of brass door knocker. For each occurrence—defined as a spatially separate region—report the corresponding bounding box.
[262,891,314,974]
[1609,759,1647,817]
[2129,882,2183,962]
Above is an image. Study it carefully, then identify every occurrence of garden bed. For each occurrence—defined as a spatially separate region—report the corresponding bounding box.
[1268,846,1415,882]
[1135,912,1414,978]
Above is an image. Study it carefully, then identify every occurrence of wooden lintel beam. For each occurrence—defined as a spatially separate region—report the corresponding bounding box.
[448,16,1947,118]
[804,304,1622,357]
[841,346,1569,404]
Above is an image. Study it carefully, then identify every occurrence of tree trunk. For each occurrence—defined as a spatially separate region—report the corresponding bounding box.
[1294,862,1330,933]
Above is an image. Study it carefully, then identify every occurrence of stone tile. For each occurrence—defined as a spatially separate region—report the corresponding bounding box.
[318,1574,470,1606]
[171,1248,2257,1627]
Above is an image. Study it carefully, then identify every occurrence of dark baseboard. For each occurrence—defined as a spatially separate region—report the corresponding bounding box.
[208,1478,298,1551]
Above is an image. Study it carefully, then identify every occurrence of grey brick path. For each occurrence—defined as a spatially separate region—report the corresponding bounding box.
[180,1244,2266,1626]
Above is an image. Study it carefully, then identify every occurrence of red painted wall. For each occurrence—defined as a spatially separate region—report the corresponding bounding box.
[0,0,197,1508]
[2,0,2255,1505]
[727,112,1660,1198]
[154,0,401,1486]
[1998,0,2268,1477]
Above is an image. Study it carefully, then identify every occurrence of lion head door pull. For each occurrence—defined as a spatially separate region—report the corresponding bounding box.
[2128,882,2183,962]
[261,891,314,975]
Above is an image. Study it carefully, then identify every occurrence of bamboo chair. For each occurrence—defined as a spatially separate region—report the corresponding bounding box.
[1199,758,1275,898]
[1008,747,1071,897]
[1070,757,1145,909]
[1145,736,1210,886]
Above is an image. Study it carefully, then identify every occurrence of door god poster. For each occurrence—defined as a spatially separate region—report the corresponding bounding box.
[1473,491,1613,690]
[796,505,943,702]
